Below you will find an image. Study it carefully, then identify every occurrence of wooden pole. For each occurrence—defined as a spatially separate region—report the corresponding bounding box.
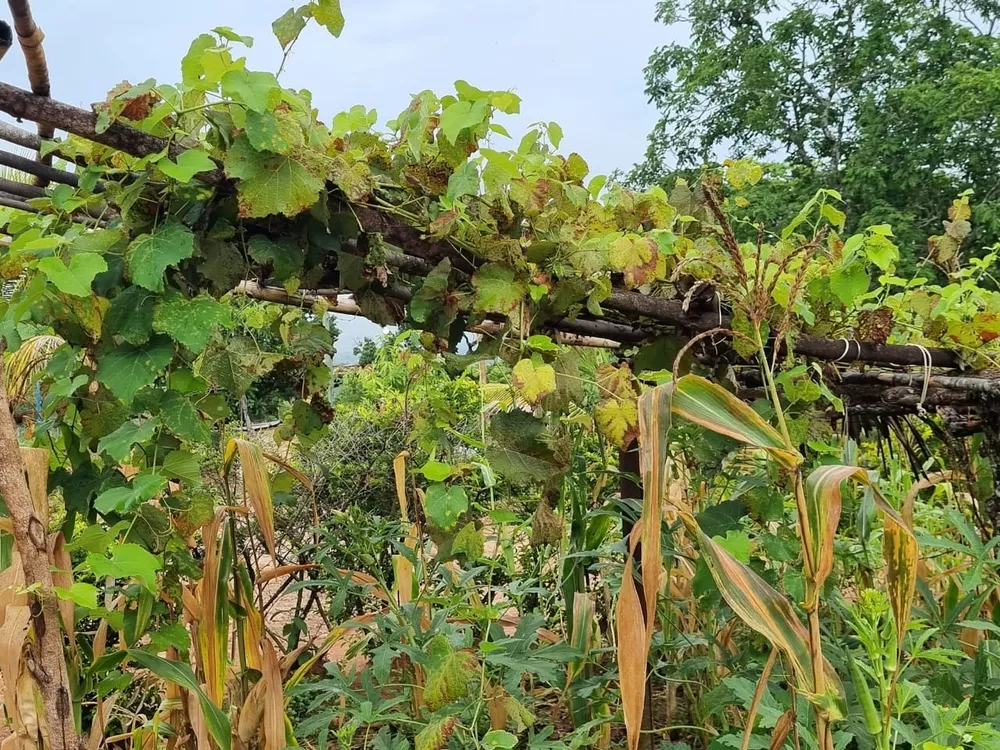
[0,83,966,370]
[6,0,53,185]
[0,147,102,191]
[0,341,79,750]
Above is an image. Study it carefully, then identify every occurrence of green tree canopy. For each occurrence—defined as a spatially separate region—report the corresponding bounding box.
[631,0,1000,271]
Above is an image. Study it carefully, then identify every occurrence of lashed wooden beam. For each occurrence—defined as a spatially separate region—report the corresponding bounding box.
[0,147,101,190]
[236,281,627,348]
[0,82,966,370]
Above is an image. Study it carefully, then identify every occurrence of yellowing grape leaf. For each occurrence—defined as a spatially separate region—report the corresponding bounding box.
[609,235,657,289]
[512,359,556,405]
[595,398,638,449]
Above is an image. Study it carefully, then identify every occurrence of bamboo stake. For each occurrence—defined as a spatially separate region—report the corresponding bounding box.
[0,147,102,191]
[6,0,52,185]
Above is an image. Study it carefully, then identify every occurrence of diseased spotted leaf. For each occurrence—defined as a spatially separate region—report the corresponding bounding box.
[37,253,108,297]
[472,263,526,315]
[609,235,657,289]
[97,337,174,403]
[160,390,212,444]
[273,6,311,50]
[246,109,304,154]
[312,0,345,37]
[595,398,638,449]
[153,294,232,353]
[224,135,325,218]
[127,223,196,292]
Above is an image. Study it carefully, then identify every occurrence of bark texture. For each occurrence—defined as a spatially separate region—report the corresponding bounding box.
[0,344,78,750]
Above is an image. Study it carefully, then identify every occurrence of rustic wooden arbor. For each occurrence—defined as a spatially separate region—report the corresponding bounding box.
[0,3,994,747]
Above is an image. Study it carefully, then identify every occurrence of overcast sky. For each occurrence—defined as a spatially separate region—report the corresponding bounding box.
[7,0,670,359]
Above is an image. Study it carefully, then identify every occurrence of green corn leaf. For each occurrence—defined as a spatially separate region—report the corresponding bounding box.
[670,375,802,469]
[682,513,846,720]
[127,650,231,750]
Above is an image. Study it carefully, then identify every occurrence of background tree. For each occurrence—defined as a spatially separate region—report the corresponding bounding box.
[631,0,1000,272]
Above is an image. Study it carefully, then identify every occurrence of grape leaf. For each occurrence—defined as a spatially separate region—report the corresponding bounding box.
[158,150,217,183]
[54,582,99,610]
[311,0,345,37]
[273,6,311,50]
[98,418,159,462]
[86,543,161,593]
[97,337,174,403]
[157,450,202,485]
[153,294,232,353]
[439,99,489,144]
[246,109,304,154]
[512,358,556,405]
[609,235,657,289]
[127,223,196,292]
[220,69,281,113]
[159,390,212,444]
[472,263,526,315]
[829,263,870,306]
[424,483,468,531]
[247,235,304,284]
[595,398,638,449]
[223,135,325,218]
[37,253,108,297]
[105,285,157,345]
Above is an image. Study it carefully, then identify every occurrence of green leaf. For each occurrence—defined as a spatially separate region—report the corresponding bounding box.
[247,235,304,284]
[223,135,325,218]
[97,337,174,403]
[105,286,157,345]
[220,69,281,113]
[160,390,212,444]
[311,0,345,36]
[472,263,526,315]
[37,253,108,297]
[423,483,468,531]
[158,450,202,485]
[419,459,453,482]
[671,375,802,469]
[829,263,869,306]
[126,650,231,750]
[273,6,311,49]
[98,418,159,462]
[158,150,217,183]
[483,730,518,749]
[439,99,489,144]
[547,122,563,149]
[446,160,479,201]
[94,473,167,515]
[54,582,99,610]
[86,543,161,592]
[153,294,232,353]
[212,26,253,46]
[127,223,196,292]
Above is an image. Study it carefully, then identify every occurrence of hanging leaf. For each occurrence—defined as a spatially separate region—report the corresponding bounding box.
[225,439,276,558]
[127,650,231,750]
[126,223,196,292]
[671,375,802,469]
[681,514,846,720]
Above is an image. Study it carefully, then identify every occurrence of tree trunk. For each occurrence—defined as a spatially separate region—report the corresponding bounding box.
[0,342,78,750]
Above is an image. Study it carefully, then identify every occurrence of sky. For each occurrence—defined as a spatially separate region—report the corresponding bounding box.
[4,0,671,360]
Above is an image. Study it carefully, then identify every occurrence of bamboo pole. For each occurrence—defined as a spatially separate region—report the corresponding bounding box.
[6,0,53,185]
